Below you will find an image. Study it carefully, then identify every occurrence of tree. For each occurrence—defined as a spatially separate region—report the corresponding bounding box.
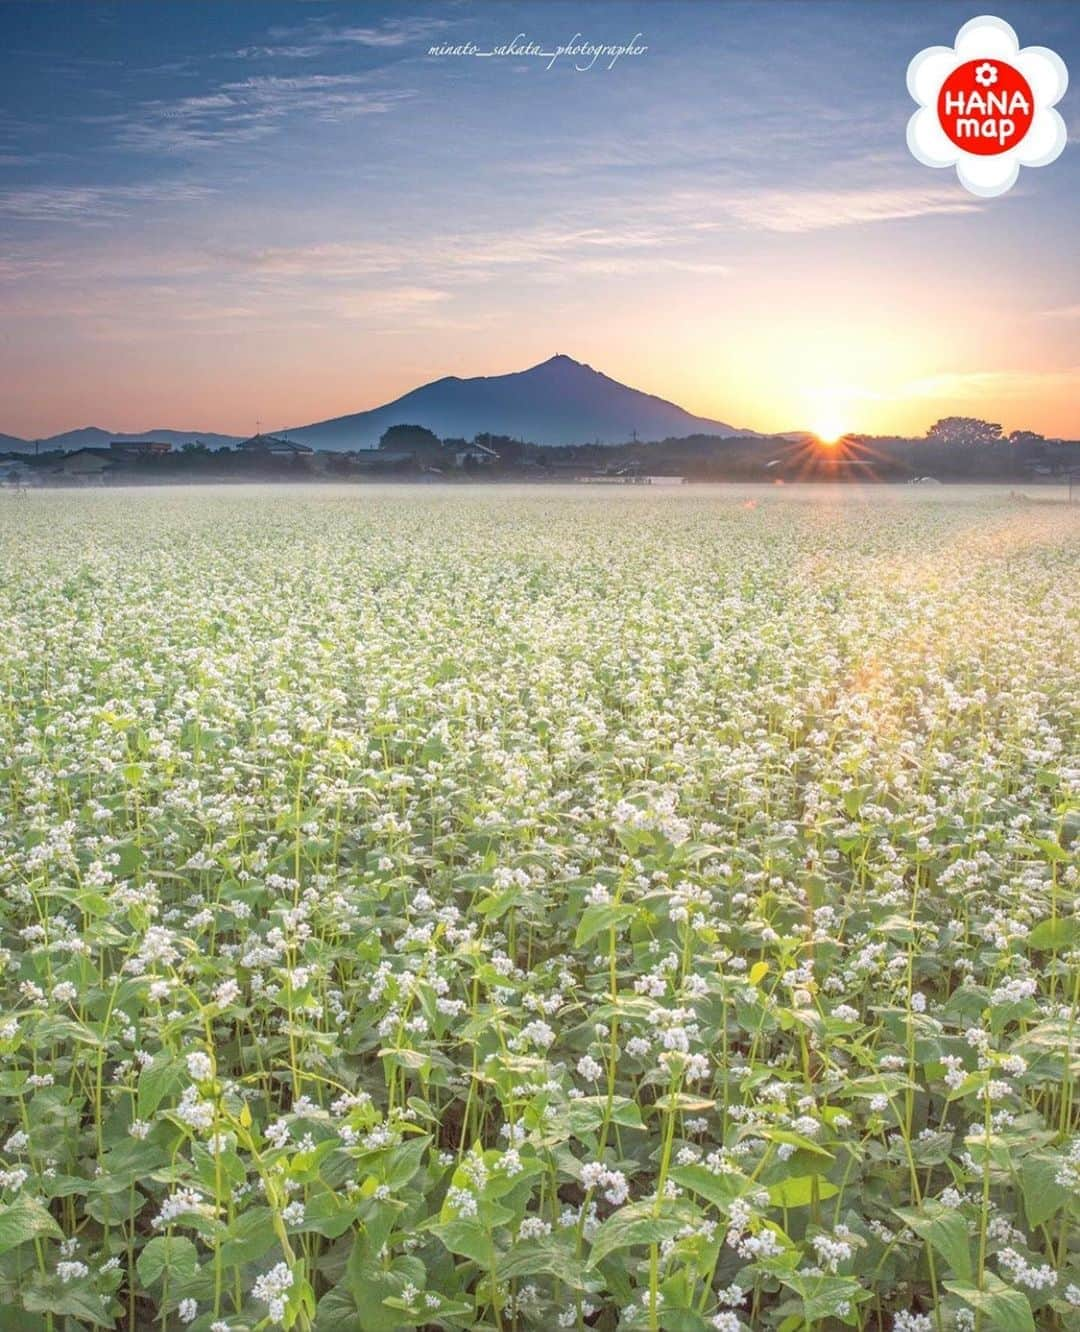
[925,417,1003,446]
[1008,429,1045,444]
[378,424,442,453]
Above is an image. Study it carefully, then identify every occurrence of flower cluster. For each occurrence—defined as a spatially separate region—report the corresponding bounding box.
[0,486,1075,1330]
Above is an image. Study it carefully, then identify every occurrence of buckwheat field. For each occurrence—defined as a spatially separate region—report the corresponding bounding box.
[0,485,1077,1332]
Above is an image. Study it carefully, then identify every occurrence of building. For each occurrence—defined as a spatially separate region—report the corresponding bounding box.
[109,440,172,458]
[48,449,116,483]
[0,459,40,487]
[453,441,499,468]
[238,433,314,457]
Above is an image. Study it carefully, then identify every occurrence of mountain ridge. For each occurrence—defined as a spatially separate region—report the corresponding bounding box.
[284,355,759,450]
[0,427,242,452]
[2,357,762,452]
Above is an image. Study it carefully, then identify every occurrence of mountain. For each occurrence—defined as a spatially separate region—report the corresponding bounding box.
[1,358,759,453]
[284,355,758,450]
[0,427,241,453]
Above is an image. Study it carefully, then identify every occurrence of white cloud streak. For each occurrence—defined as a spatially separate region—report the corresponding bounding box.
[720,187,984,233]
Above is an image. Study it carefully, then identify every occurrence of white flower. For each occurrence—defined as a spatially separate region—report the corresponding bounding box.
[253,1262,294,1324]
[974,61,998,87]
[519,1216,552,1239]
[576,1054,604,1082]
[894,1314,933,1332]
[185,1051,213,1082]
[710,1315,740,1332]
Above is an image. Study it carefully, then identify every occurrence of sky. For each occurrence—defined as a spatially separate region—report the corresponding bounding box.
[0,0,1078,441]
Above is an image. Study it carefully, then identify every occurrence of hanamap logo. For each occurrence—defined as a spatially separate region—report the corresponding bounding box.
[907,15,1067,196]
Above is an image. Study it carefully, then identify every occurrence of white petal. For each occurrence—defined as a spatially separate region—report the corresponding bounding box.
[907,107,959,168]
[1014,46,1069,108]
[956,154,1019,198]
[954,15,1019,62]
[906,46,958,106]
[1016,108,1067,167]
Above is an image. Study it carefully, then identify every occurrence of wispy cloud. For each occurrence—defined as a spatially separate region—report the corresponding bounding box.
[0,181,213,223]
[116,75,409,154]
[236,16,448,60]
[0,251,62,280]
[1039,305,1080,320]
[899,367,1080,399]
[720,187,983,233]
[230,219,728,288]
[339,286,451,319]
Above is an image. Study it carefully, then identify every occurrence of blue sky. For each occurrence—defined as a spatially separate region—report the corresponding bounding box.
[1,0,1078,438]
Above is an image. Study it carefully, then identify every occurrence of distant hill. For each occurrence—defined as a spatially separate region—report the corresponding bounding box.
[0,427,241,453]
[1,358,758,453]
[283,355,759,450]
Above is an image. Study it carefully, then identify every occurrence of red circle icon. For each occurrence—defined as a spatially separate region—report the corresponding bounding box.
[937,60,1034,155]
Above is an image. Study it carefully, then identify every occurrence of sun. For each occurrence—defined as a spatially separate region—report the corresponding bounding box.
[813,415,847,446]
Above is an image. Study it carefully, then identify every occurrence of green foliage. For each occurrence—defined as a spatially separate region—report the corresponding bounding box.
[0,488,1075,1330]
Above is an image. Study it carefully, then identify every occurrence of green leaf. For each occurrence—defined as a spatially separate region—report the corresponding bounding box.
[670,1164,748,1211]
[1019,1153,1073,1230]
[755,1127,834,1160]
[567,1096,643,1134]
[588,1203,682,1269]
[430,1218,496,1268]
[0,1194,64,1255]
[660,1311,712,1332]
[574,902,635,948]
[778,1271,868,1322]
[137,1056,182,1119]
[220,1206,277,1267]
[475,883,525,919]
[23,1275,115,1327]
[1032,837,1068,863]
[383,1134,430,1190]
[136,1235,199,1288]
[944,1275,1036,1332]
[1026,917,1077,951]
[895,1203,974,1281]
[344,1241,412,1332]
[315,1282,363,1332]
[498,1234,591,1289]
[768,1174,840,1209]
[299,1191,366,1240]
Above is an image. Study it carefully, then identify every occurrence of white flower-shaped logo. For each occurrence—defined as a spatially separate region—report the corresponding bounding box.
[907,15,1068,197]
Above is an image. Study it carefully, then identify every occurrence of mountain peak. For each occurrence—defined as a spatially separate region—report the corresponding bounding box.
[283,356,755,449]
[531,353,591,372]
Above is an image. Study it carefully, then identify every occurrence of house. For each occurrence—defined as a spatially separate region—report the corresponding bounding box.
[0,459,40,487]
[109,440,172,458]
[238,433,314,456]
[48,449,116,483]
[350,449,418,472]
[453,441,499,468]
